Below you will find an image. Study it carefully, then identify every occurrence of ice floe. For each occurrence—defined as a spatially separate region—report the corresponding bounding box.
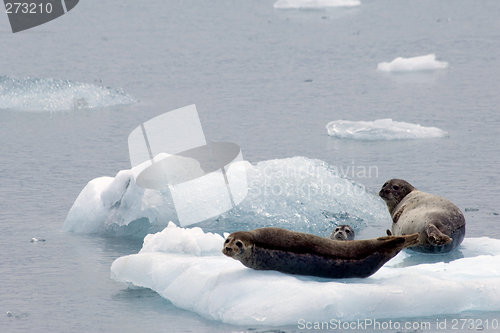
[111,222,500,326]
[63,156,390,237]
[274,0,360,9]
[0,75,136,111]
[326,119,449,140]
[377,54,449,72]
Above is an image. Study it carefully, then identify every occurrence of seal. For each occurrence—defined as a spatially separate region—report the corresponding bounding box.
[222,227,419,279]
[379,179,466,253]
[329,225,355,241]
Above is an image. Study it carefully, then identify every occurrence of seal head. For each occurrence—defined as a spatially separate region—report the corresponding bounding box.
[223,231,254,261]
[379,179,416,215]
[329,225,355,241]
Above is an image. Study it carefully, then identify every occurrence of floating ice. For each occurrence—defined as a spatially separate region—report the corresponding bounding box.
[63,170,175,237]
[0,75,137,111]
[377,54,449,72]
[63,156,390,237]
[30,238,46,242]
[140,222,225,256]
[326,119,449,140]
[111,223,500,326]
[273,0,360,9]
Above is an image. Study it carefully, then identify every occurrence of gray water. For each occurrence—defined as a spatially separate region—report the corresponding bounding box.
[1,0,500,332]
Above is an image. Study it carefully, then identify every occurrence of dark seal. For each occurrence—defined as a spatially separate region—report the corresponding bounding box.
[379,179,466,253]
[222,227,419,279]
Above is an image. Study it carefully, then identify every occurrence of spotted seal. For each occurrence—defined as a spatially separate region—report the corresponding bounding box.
[222,227,419,278]
[379,179,466,253]
[329,225,355,241]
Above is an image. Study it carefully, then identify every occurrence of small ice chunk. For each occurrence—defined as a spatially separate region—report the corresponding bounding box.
[140,222,225,256]
[377,54,449,72]
[30,238,46,242]
[274,0,360,9]
[326,118,448,140]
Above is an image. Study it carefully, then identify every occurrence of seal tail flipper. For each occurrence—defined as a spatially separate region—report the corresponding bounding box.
[376,233,419,250]
[401,233,420,248]
[426,224,452,246]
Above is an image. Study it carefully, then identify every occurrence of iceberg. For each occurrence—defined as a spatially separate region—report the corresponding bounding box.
[63,170,176,237]
[0,75,136,111]
[377,54,449,72]
[326,119,449,140]
[273,0,360,9]
[111,222,500,326]
[64,156,390,237]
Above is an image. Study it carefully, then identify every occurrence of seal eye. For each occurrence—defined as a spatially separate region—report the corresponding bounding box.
[345,229,351,234]
[383,182,388,187]
[224,239,230,244]
[334,227,340,232]
[392,185,399,190]
[236,241,243,248]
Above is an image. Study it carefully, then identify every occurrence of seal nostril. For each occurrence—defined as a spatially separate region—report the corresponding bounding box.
[225,247,231,251]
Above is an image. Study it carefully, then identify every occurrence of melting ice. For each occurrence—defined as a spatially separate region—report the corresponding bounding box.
[377,54,449,72]
[64,155,500,326]
[63,156,390,237]
[0,75,136,111]
[273,0,360,9]
[326,118,449,140]
[111,222,500,326]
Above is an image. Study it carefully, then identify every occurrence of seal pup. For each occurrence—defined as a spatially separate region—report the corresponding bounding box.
[223,227,419,279]
[379,179,466,253]
[329,225,355,241]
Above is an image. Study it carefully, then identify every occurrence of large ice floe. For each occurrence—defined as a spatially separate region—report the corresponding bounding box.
[0,75,136,111]
[377,54,449,72]
[64,156,389,237]
[326,119,449,140]
[273,0,360,9]
[111,222,500,326]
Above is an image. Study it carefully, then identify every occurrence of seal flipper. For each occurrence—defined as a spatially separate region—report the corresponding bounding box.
[376,233,420,250]
[426,224,452,246]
